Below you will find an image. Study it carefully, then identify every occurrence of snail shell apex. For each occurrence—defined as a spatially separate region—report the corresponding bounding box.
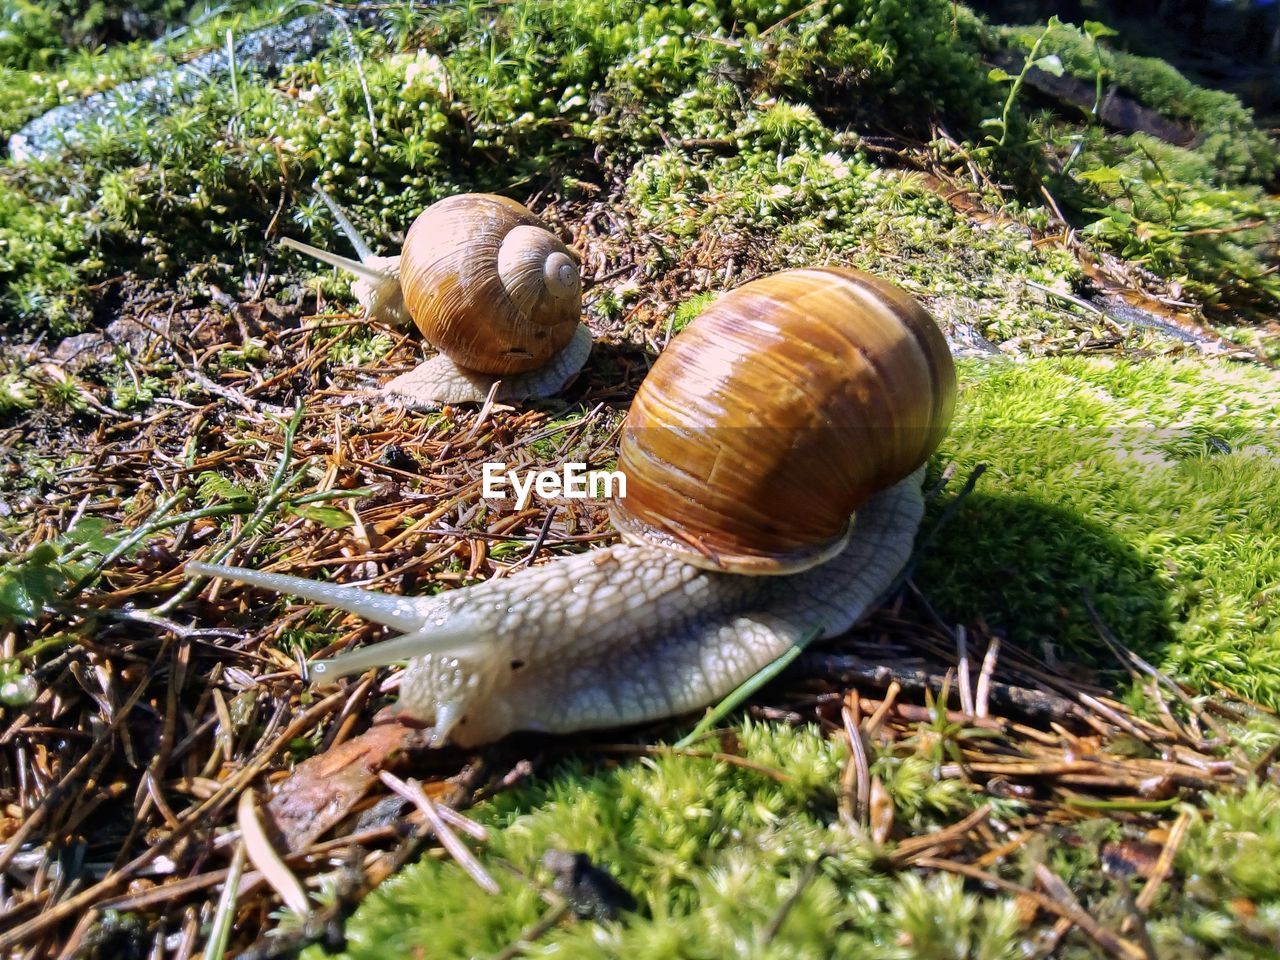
[400,194,582,375]
[610,267,956,575]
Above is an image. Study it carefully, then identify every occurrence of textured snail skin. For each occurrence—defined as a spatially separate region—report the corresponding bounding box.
[349,254,408,328]
[382,323,592,407]
[184,467,923,748]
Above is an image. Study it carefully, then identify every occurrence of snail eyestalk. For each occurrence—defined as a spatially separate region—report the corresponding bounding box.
[278,236,393,285]
[185,561,425,631]
[308,627,482,684]
[313,186,375,262]
[185,561,482,683]
[278,235,407,327]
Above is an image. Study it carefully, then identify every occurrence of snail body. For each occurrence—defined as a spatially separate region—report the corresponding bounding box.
[188,268,956,747]
[281,192,589,407]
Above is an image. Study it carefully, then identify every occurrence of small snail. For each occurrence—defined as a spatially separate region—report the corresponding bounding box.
[281,191,590,406]
[188,268,956,748]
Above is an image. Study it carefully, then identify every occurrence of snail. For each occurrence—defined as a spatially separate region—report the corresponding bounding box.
[280,191,590,407]
[187,268,956,748]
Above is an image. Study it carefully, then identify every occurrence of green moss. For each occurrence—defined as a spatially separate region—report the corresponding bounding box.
[316,722,1018,960]
[670,292,717,333]
[1,2,1275,336]
[628,138,1081,343]
[0,0,1001,335]
[925,356,1280,705]
[997,20,1280,312]
[324,325,393,368]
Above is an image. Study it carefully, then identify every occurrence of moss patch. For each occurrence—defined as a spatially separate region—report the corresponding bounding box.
[1,2,1274,340]
[315,723,1016,960]
[928,355,1280,706]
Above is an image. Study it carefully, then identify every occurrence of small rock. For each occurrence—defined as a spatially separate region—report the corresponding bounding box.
[105,317,155,354]
[541,850,636,921]
[50,332,111,372]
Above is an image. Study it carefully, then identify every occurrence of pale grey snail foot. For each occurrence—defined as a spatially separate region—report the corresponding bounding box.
[397,467,926,746]
[185,468,926,748]
[381,323,592,408]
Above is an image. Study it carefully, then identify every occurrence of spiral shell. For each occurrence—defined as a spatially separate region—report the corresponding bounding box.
[609,267,956,574]
[399,194,582,375]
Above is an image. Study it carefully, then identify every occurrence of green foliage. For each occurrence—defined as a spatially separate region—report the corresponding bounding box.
[326,706,1280,958]
[0,0,1003,335]
[1002,19,1279,186]
[196,470,252,505]
[925,356,1280,706]
[1,0,1275,333]
[0,1,191,69]
[0,371,35,414]
[890,874,1022,960]
[627,133,1080,344]
[283,503,352,529]
[320,721,1024,960]
[670,291,717,333]
[108,371,164,410]
[0,516,133,624]
[984,16,1065,150]
[324,327,393,368]
[1072,133,1279,310]
[998,18,1279,312]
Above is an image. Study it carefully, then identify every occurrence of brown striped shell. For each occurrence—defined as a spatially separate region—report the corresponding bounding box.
[400,194,582,375]
[609,267,956,574]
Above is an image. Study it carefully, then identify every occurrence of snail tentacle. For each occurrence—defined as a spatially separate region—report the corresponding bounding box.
[185,560,431,631]
[278,236,409,327]
[314,187,375,262]
[278,236,392,284]
[186,469,924,748]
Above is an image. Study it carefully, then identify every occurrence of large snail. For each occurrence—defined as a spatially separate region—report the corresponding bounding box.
[188,268,956,748]
[281,191,590,406]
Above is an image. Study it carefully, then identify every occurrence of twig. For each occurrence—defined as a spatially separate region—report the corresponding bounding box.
[862,681,900,738]
[891,805,991,864]
[466,378,503,442]
[1035,863,1148,960]
[379,771,499,895]
[491,903,572,960]
[237,789,311,917]
[1083,589,1245,763]
[799,652,1079,725]
[956,625,974,715]
[975,634,1000,719]
[1134,809,1191,913]
[760,856,822,943]
[841,692,870,828]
